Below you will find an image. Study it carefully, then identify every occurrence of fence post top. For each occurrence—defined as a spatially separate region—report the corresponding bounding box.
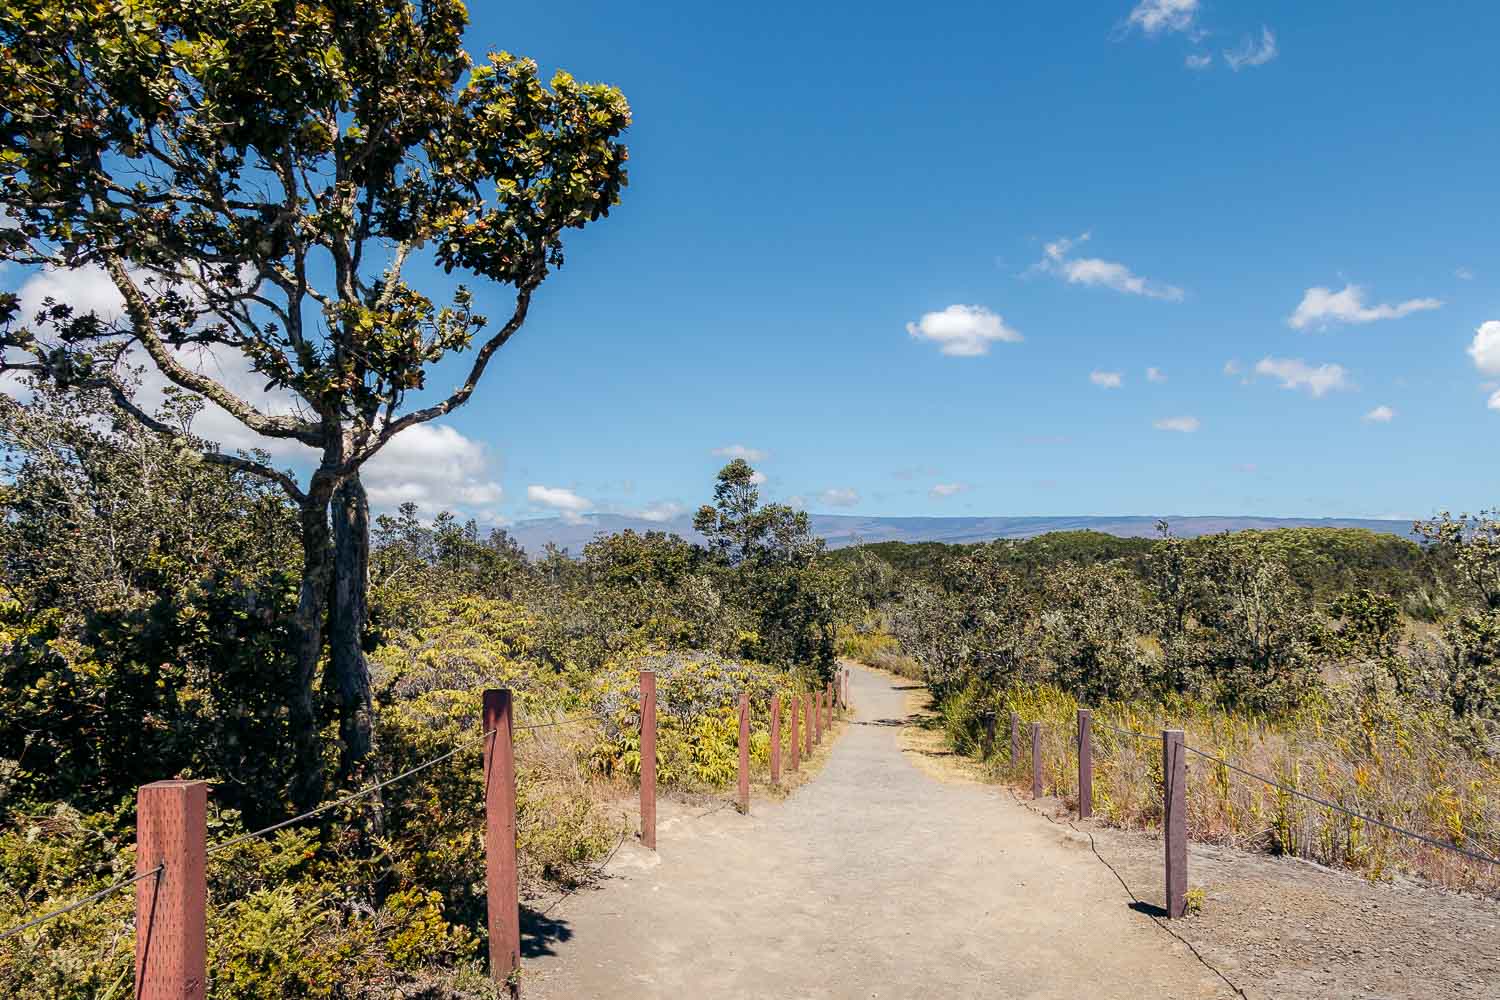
[1163,728,1185,739]
[140,779,208,792]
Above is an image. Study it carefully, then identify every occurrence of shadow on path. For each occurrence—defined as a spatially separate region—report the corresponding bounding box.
[521,908,574,959]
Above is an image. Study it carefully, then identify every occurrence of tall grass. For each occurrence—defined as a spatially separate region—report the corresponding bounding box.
[948,679,1500,896]
[836,627,923,680]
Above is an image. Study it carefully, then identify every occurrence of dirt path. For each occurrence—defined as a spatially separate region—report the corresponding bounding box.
[522,664,1235,998]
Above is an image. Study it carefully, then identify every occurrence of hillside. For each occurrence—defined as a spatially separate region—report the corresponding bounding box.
[503,512,1416,555]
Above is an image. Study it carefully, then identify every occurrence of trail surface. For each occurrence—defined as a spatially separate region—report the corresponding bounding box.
[525,664,1233,999]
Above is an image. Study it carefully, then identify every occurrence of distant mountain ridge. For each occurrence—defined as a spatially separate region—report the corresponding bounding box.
[502,512,1417,555]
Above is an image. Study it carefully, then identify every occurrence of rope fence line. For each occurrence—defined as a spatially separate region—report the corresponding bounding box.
[1012,712,1500,868]
[1179,742,1500,869]
[0,864,163,944]
[1,669,855,998]
[1001,704,1500,921]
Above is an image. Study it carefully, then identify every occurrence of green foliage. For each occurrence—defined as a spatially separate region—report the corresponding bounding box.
[585,651,807,787]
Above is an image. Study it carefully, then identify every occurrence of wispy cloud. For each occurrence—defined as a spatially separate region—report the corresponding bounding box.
[1288,284,1442,330]
[1456,266,1475,281]
[817,487,861,508]
[527,485,592,523]
[1154,416,1200,432]
[929,483,968,499]
[1185,53,1213,70]
[1090,370,1124,389]
[1253,357,1351,397]
[1126,0,1199,36]
[712,443,767,461]
[1363,405,1396,423]
[906,304,1023,357]
[636,500,685,522]
[1035,232,1184,301]
[1146,367,1168,383]
[1224,26,1277,71]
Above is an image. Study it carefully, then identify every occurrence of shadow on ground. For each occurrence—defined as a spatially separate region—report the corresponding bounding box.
[520,907,574,958]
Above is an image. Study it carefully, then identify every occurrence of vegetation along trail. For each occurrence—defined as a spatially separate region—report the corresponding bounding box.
[526,664,1232,999]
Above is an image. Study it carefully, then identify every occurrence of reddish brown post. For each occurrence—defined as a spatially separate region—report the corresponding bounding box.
[823,684,832,728]
[640,670,657,850]
[808,692,818,749]
[1163,729,1187,918]
[136,779,207,1000]
[482,690,520,993]
[737,693,750,814]
[770,693,782,786]
[1077,709,1093,819]
[982,712,996,759]
[1009,711,1020,768]
[789,696,801,772]
[1030,722,1043,798]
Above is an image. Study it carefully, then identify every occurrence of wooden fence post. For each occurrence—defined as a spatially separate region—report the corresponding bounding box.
[640,671,657,851]
[982,712,996,759]
[789,696,800,772]
[136,779,207,1000]
[770,693,782,786]
[808,692,818,749]
[1077,709,1093,819]
[1030,722,1043,799]
[482,690,520,994]
[737,693,750,814]
[824,684,832,729]
[1163,729,1187,918]
[1009,711,1020,769]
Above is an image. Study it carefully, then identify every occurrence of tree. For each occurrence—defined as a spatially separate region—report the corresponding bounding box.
[694,461,842,672]
[0,0,630,807]
[1415,510,1500,611]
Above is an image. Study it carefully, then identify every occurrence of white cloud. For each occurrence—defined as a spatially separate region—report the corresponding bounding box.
[1036,233,1184,301]
[1090,370,1124,389]
[749,470,768,486]
[1288,284,1442,330]
[1146,367,1168,383]
[527,485,592,523]
[363,423,503,510]
[1489,389,1500,412]
[13,264,314,460]
[1185,53,1213,69]
[906,304,1023,357]
[1363,405,1396,423]
[636,500,685,523]
[817,487,860,508]
[1224,26,1278,71]
[1154,416,1200,433]
[1223,360,1243,376]
[1456,267,1475,281]
[1469,320,1500,374]
[1253,357,1351,397]
[1127,0,1198,35]
[712,443,767,461]
[929,483,968,499]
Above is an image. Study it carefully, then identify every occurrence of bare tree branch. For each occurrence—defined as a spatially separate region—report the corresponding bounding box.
[102,255,324,447]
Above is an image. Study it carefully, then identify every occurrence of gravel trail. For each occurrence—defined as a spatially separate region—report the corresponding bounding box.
[523,664,1234,999]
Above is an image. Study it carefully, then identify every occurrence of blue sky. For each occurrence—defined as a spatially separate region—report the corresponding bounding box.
[10,0,1500,525]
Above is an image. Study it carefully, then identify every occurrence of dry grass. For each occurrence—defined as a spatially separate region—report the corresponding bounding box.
[954,683,1500,897]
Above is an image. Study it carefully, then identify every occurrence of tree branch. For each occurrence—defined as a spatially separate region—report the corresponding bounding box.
[372,281,535,448]
[102,255,324,446]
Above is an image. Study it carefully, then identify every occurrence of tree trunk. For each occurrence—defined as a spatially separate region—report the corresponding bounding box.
[328,473,376,788]
[288,496,333,813]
